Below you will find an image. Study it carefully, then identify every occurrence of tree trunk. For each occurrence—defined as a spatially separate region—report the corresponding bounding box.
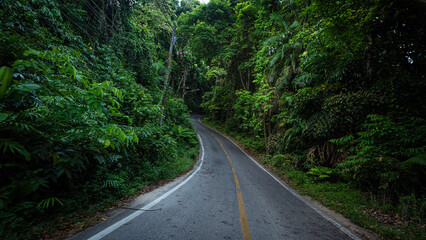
[159,26,176,126]
[268,108,272,137]
[176,75,184,95]
[239,70,246,90]
[263,108,267,153]
[247,69,250,90]
[182,63,187,100]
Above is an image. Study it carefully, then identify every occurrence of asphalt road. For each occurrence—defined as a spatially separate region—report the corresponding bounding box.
[70,116,361,240]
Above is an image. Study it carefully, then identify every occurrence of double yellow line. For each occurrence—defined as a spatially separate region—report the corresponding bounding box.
[215,137,252,240]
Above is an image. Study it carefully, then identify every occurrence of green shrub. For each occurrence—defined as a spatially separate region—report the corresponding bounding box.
[337,115,426,201]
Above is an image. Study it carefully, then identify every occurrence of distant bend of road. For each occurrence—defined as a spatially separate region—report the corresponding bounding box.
[70,115,361,240]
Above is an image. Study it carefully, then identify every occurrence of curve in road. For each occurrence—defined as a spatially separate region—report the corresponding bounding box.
[70,116,362,240]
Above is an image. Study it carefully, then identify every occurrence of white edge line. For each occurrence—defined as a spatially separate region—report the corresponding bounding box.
[198,119,361,240]
[88,134,205,240]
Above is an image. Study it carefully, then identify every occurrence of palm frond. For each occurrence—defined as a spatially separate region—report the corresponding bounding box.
[270,53,282,68]
[404,152,426,166]
[264,35,280,46]
[289,20,299,29]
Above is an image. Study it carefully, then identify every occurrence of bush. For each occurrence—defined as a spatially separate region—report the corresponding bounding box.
[337,115,426,201]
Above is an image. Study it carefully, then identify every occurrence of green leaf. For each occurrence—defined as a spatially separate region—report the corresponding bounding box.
[37,197,63,209]
[104,139,111,148]
[0,113,8,122]
[404,152,426,166]
[0,139,30,160]
[15,83,41,92]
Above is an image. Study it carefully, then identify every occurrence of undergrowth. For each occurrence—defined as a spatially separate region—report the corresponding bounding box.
[22,141,199,239]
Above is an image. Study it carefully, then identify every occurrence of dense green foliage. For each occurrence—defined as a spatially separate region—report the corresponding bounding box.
[0,0,200,238]
[179,0,425,238]
[2,0,425,238]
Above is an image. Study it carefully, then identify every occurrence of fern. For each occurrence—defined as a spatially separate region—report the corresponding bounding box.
[37,197,63,209]
[0,139,30,160]
[293,72,317,88]
[307,166,334,181]
[329,135,354,145]
[404,152,426,166]
[101,180,121,189]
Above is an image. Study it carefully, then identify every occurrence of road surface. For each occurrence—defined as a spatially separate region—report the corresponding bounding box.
[70,116,361,240]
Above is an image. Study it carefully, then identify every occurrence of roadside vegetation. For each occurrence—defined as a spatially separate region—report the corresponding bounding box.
[0,0,200,239]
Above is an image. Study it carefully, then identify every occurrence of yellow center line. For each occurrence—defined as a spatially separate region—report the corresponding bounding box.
[215,137,252,240]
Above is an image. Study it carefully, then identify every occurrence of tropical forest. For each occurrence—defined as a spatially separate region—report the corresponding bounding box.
[0,0,425,239]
